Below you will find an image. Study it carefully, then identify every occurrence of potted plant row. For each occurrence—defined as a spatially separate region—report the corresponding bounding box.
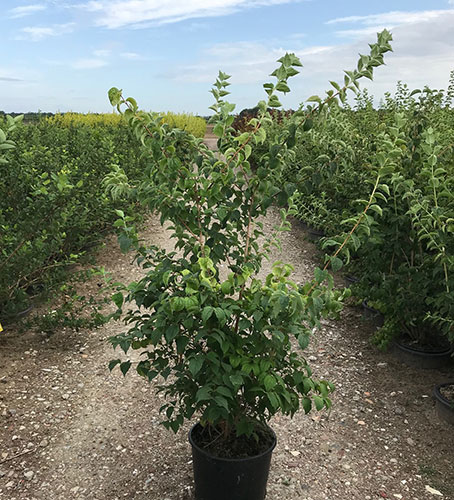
[105,30,393,499]
[322,89,454,369]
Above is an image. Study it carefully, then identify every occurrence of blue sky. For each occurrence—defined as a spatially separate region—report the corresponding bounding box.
[1,1,454,114]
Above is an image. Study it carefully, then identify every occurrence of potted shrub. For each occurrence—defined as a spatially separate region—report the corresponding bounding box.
[106,32,392,499]
[434,382,454,425]
[322,96,454,365]
[370,109,453,366]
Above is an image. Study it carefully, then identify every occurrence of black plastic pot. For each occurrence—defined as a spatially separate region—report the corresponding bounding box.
[0,303,34,325]
[393,339,453,370]
[433,383,454,425]
[306,227,325,242]
[344,274,359,287]
[188,424,277,500]
[361,300,384,329]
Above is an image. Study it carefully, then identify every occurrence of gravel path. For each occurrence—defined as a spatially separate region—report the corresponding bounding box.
[1,208,453,500]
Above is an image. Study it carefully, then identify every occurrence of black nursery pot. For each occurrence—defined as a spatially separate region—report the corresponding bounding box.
[361,300,384,329]
[188,424,277,500]
[393,338,453,370]
[344,274,359,287]
[0,303,34,325]
[306,227,325,242]
[433,383,454,425]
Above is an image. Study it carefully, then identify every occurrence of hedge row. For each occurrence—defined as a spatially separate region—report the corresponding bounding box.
[249,80,454,347]
[0,118,146,320]
[48,112,207,138]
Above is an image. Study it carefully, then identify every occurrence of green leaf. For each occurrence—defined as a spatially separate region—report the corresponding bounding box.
[214,307,226,325]
[202,306,214,323]
[264,374,277,391]
[302,118,313,131]
[275,82,291,93]
[189,356,204,377]
[217,386,232,398]
[108,359,121,372]
[330,256,343,272]
[298,334,309,350]
[302,397,312,413]
[108,87,122,106]
[369,204,383,217]
[120,361,132,376]
[230,374,243,388]
[118,233,132,253]
[165,324,179,342]
[313,395,324,411]
[268,97,282,108]
[196,386,211,402]
[214,396,229,411]
[268,392,280,409]
[111,292,123,309]
[314,267,327,283]
[213,123,224,138]
[221,281,232,295]
[137,360,150,378]
[306,95,322,103]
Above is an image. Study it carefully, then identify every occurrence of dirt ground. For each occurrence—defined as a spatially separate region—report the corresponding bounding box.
[1,155,454,500]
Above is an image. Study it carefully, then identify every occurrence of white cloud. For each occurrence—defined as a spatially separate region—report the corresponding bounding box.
[76,0,302,29]
[166,10,454,111]
[327,10,454,37]
[169,41,335,86]
[120,52,145,60]
[0,75,24,82]
[72,58,109,69]
[0,66,39,87]
[18,23,75,41]
[93,49,111,57]
[9,4,47,18]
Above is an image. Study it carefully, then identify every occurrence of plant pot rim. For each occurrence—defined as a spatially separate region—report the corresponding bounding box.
[395,337,453,356]
[0,303,34,323]
[433,382,454,405]
[188,423,277,463]
[362,300,381,312]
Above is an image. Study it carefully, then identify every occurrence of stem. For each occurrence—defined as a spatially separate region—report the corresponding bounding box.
[193,181,205,254]
[308,173,381,295]
[443,261,450,294]
[243,194,255,260]
[328,174,381,266]
[234,193,256,334]
[0,447,36,465]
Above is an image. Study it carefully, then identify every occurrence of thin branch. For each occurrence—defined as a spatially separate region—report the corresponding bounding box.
[307,174,381,295]
[0,447,36,465]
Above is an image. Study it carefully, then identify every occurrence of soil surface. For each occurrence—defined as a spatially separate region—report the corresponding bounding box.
[1,141,454,499]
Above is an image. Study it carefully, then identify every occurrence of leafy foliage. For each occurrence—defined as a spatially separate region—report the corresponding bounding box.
[317,81,454,345]
[0,117,146,323]
[160,111,207,138]
[47,111,207,137]
[106,31,392,441]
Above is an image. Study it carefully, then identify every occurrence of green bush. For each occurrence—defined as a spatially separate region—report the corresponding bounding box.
[106,31,392,443]
[0,118,146,321]
[319,84,454,346]
[160,112,206,138]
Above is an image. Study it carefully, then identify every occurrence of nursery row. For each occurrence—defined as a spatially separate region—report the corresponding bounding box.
[246,77,454,351]
[0,117,147,323]
[47,111,207,137]
[0,111,206,324]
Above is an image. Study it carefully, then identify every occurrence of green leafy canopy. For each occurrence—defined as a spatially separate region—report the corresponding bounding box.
[106,31,393,438]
